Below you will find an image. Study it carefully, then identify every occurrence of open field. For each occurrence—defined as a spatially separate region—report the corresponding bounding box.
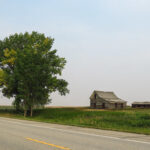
[0,106,150,134]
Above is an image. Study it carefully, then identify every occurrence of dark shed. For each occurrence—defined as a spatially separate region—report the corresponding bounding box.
[132,102,150,108]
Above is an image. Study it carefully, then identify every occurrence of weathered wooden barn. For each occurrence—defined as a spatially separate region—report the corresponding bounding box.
[90,91,127,109]
[132,102,150,108]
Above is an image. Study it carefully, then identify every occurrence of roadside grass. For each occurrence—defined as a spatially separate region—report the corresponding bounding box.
[0,106,150,135]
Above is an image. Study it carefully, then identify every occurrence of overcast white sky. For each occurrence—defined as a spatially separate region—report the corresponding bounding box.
[0,0,150,106]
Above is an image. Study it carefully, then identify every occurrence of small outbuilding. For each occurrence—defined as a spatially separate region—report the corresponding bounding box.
[90,91,127,109]
[132,102,150,108]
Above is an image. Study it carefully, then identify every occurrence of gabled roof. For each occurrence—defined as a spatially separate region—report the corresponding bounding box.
[90,90,126,103]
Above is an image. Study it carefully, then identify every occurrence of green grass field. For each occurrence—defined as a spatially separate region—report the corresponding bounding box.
[0,106,150,135]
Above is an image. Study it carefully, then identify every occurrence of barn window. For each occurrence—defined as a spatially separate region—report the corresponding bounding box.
[94,93,97,99]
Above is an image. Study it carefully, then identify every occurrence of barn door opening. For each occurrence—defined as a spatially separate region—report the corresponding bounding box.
[121,103,123,108]
[115,103,118,109]
[102,103,105,108]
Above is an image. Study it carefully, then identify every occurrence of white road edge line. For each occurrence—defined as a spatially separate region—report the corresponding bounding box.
[0,117,150,145]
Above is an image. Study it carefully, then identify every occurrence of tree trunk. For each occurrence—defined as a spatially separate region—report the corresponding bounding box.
[24,109,27,117]
[30,107,33,117]
[24,99,27,117]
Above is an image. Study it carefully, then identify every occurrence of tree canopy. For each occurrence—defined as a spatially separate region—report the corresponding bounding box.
[0,32,69,116]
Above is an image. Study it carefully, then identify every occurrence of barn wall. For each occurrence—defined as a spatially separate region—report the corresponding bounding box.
[122,103,126,108]
[107,103,115,109]
[90,97,109,109]
[90,97,126,109]
[108,103,126,109]
[90,99,96,108]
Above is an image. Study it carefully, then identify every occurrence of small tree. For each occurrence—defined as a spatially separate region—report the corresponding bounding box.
[0,32,69,116]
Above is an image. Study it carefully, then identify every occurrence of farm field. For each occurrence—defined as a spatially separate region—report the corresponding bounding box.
[0,106,150,135]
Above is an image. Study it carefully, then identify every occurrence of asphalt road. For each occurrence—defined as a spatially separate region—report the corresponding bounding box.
[0,117,150,150]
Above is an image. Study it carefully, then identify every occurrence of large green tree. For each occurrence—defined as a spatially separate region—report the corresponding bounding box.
[0,32,69,116]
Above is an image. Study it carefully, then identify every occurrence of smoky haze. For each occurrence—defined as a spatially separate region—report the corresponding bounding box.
[0,0,150,106]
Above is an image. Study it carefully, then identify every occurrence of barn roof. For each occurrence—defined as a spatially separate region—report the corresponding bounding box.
[90,91,126,103]
[132,102,150,105]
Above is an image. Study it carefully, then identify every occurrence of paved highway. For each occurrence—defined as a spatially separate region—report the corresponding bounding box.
[0,117,150,150]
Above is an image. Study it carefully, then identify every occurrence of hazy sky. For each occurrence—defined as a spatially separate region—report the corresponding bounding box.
[0,0,150,106]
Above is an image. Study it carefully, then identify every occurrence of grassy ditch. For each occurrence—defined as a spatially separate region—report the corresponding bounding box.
[0,106,150,135]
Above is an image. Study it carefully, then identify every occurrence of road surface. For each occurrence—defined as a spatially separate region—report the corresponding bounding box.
[0,117,150,150]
